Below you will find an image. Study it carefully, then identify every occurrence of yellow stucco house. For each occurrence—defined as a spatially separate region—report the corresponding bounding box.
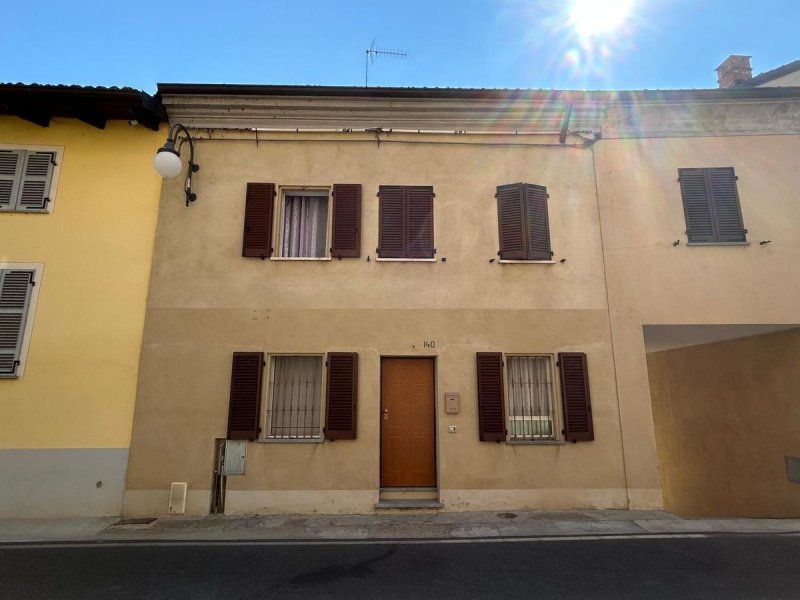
[0,84,166,517]
[122,56,800,518]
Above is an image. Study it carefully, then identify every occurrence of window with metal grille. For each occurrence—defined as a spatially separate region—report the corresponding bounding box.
[0,148,58,213]
[506,355,557,441]
[265,355,323,439]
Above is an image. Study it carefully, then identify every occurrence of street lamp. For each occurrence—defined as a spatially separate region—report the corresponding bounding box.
[154,123,200,206]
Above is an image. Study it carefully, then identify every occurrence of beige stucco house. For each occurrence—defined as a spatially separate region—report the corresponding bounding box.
[123,61,800,518]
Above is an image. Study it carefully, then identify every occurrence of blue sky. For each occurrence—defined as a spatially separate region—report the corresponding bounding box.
[2,0,797,92]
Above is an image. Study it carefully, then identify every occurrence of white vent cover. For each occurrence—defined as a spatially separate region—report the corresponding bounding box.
[168,482,187,514]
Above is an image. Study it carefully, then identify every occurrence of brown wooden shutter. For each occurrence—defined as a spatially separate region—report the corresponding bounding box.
[378,186,406,258]
[227,352,264,440]
[707,168,746,242]
[679,169,716,243]
[525,184,552,260]
[558,352,594,442]
[242,183,274,258]
[406,186,434,258]
[331,184,361,258]
[325,352,358,440]
[476,352,506,442]
[497,183,527,260]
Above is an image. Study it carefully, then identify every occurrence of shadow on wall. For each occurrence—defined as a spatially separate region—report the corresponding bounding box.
[644,325,800,518]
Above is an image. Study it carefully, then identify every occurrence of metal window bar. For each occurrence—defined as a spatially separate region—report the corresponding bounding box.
[267,356,322,439]
[507,356,555,440]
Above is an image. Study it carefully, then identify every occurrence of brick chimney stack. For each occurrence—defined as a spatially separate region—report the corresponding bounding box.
[716,55,752,88]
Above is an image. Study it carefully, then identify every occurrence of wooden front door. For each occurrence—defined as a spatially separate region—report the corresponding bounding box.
[380,358,436,487]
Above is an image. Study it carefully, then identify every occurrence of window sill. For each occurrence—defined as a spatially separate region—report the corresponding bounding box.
[507,439,567,445]
[498,259,556,264]
[375,258,437,262]
[269,257,333,261]
[256,437,324,443]
[686,241,750,246]
[0,374,20,379]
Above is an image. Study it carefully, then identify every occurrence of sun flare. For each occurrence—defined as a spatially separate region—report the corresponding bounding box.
[569,0,634,37]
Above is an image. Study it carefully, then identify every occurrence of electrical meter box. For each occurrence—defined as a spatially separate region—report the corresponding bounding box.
[222,440,247,476]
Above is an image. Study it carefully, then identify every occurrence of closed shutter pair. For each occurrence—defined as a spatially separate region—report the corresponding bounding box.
[0,270,35,376]
[377,186,435,258]
[242,183,361,259]
[227,352,358,441]
[679,168,746,243]
[497,183,552,260]
[476,352,593,443]
[0,150,55,211]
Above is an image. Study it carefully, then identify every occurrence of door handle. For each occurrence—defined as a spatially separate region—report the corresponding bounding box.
[383,409,389,420]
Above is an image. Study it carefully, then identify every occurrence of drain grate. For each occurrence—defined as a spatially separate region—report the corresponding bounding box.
[114,517,156,526]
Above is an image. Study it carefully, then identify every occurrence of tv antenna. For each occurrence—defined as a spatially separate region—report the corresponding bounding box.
[365,40,407,87]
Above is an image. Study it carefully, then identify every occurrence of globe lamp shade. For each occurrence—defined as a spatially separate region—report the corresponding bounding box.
[154,149,183,178]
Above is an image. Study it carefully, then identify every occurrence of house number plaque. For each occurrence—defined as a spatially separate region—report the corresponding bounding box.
[423,340,436,349]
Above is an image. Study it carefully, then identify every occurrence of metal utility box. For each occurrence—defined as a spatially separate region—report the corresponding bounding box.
[222,440,247,476]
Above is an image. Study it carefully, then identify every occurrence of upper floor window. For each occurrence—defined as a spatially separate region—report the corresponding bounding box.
[279,189,329,258]
[0,148,58,213]
[242,183,361,260]
[0,266,40,378]
[678,167,746,244]
[496,183,552,261]
[377,185,434,259]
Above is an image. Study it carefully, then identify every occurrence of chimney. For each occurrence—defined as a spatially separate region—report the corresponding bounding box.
[715,55,752,88]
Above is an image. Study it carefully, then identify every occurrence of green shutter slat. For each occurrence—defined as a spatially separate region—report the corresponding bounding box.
[497,183,527,260]
[17,152,54,211]
[0,270,34,376]
[0,150,24,211]
[525,184,552,260]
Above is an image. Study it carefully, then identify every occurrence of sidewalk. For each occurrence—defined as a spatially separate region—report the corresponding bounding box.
[2,510,800,544]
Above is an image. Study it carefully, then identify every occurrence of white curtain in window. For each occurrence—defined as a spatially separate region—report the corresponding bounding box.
[269,356,322,438]
[282,195,328,257]
[507,356,554,439]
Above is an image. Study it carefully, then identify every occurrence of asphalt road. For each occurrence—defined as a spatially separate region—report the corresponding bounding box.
[1,534,799,599]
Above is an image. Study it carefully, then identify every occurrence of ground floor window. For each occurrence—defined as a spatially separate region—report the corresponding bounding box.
[266,355,323,439]
[506,355,557,441]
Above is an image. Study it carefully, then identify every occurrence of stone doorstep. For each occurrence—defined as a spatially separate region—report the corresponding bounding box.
[374,500,445,510]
